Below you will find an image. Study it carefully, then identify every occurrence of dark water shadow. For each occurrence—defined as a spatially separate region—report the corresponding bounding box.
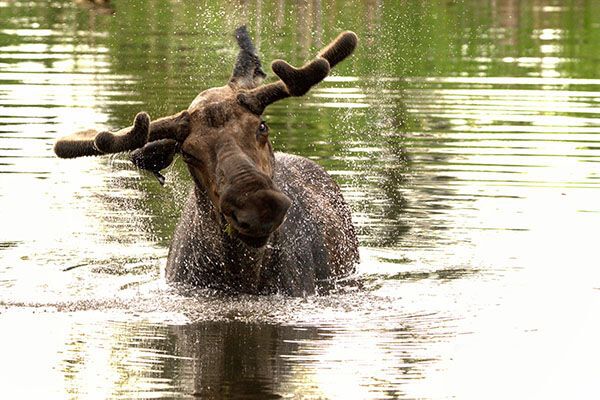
[169,321,321,399]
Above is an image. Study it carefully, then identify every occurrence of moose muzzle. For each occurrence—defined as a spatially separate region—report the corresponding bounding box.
[220,184,291,247]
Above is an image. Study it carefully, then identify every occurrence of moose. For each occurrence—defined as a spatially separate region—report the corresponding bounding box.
[54,27,359,295]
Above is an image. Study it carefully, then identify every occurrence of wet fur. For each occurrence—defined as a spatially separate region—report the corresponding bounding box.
[166,153,358,295]
[54,27,359,296]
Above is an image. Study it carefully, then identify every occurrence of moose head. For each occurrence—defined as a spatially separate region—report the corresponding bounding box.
[54,27,357,248]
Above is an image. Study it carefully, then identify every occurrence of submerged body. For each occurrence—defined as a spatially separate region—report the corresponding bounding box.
[167,153,358,295]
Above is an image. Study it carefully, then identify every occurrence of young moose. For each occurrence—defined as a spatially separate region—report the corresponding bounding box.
[54,27,359,295]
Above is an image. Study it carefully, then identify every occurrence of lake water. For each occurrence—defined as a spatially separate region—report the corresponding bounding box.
[1,0,599,398]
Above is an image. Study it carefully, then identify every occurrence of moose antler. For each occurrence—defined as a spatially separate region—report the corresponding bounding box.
[237,31,358,115]
[53,29,356,185]
[53,110,189,159]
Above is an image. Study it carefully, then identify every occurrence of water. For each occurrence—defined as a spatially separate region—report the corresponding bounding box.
[1,0,600,398]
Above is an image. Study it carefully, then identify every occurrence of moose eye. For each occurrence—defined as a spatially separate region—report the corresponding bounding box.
[256,121,269,143]
[258,121,268,133]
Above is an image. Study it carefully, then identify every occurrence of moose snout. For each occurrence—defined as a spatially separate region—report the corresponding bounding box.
[220,188,291,239]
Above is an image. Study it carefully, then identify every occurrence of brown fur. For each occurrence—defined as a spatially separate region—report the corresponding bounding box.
[53,28,359,295]
[53,129,103,158]
[318,31,359,68]
[54,111,190,159]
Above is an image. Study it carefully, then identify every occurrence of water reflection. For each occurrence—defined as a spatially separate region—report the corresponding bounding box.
[171,322,320,399]
[1,0,600,398]
[175,301,454,399]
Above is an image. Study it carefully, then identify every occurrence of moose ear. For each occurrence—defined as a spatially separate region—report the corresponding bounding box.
[130,139,179,185]
[229,25,266,89]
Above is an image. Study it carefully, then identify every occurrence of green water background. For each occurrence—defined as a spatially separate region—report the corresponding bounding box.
[1,1,599,398]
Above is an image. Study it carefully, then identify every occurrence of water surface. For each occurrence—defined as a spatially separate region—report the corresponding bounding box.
[1,0,600,398]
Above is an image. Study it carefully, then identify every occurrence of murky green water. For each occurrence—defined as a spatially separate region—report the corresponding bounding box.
[1,0,600,398]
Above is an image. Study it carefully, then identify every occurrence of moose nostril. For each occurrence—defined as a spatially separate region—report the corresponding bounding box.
[238,221,251,230]
[222,190,291,235]
[230,211,251,230]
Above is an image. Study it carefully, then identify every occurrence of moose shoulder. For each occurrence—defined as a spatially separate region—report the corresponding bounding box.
[54,27,359,295]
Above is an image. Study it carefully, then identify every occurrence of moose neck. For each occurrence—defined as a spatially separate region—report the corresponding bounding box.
[192,184,269,294]
[221,226,268,291]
